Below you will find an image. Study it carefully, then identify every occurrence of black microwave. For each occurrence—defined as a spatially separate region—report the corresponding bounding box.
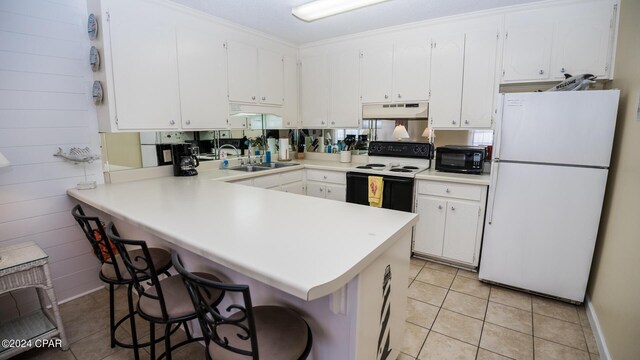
[435,145,486,174]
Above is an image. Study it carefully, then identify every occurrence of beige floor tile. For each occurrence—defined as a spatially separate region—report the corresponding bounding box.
[476,348,511,360]
[171,341,206,360]
[532,296,580,324]
[534,337,590,360]
[70,328,120,360]
[397,352,415,360]
[577,306,591,328]
[415,268,456,289]
[456,269,479,280]
[402,322,430,357]
[533,314,587,351]
[442,290,488,320]
[480,322,533,360]
[11,347,76,360]
[406,298,439,329]
[409,262,424,279]
[101,347,152,360]
[432,309,483,346]
[582,326,599,355]
[423,261,458,275]
[418,331,477,360]
[408,280,448,307]
[450,276,491,299]
[485,302,532,335]
[590,353,601,360]
[411,257,427,267]
[489,287,532,312]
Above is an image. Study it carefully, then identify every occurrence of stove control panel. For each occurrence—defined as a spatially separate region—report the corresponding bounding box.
[368,141,433,159]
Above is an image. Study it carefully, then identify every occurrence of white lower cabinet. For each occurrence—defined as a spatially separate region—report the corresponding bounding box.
[305,169,346,201]
[230,170,304,192]
[282,181,305,195]
[413,180,487,268]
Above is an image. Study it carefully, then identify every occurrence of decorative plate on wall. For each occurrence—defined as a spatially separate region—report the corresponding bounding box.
[92,80,103,104]
[87,13,98,40]
[89,46,100,72]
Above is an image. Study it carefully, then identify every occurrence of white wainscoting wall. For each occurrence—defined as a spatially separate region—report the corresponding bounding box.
[0,0,103,322]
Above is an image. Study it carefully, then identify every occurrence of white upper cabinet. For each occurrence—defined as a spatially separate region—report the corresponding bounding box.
[329,49,361,128]
[461,24,499,128]
[393,41,431,102]
[227,42,284,105]
[227,41,259,103]
[300,54,329,128]
[258,48,284,105]
[283,56,299,128]
[429,33,465,128]
[502,9,553,82]
[550,1,615,79]
[360,45,394,103]
[503,0,617,83]
[107,1,181,130]
[176,25,228,129]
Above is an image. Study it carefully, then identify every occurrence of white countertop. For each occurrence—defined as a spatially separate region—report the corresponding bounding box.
[415,168,491,186]
[67,175,417,301]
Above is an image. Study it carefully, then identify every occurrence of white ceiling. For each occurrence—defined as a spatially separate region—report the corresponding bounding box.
[168,0,544,44]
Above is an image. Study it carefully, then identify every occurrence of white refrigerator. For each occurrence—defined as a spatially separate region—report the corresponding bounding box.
[479,90,620,303]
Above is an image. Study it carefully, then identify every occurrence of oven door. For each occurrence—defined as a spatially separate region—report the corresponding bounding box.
[346,172,415,212]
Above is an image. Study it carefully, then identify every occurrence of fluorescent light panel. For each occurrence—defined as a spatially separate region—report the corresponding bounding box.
[292,0,390,22]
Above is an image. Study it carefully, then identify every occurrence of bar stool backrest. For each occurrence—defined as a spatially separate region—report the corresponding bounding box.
[171,251,259,359]
[71,205,126,282]
[106,222,171,320]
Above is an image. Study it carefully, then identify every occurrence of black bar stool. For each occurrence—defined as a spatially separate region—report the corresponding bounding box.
[106,222,224,360]
[72,205,173,359]
[172,251,313,360]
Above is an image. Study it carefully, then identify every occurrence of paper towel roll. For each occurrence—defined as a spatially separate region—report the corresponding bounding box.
[279,138,289,160]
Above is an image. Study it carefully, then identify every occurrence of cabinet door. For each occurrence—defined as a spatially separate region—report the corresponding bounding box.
[442,199,480,264]
[258,49,284,105]
[176,25,228,129]
[108,1,180,130]
[282,181,305,195]
[228,116,248,129]
[360,45,393,103]
[429,33,465,128]
[461,25,499,129]
[227,41,258,103]
[502,9,553,82]
[393,41,431,102]
[329,49,361,128]
[306,181,325,198]
[413,196,446,256]
[550,1,614,79]
[283,56,299,128]
[325,184,346,202]
[300,55,329,127]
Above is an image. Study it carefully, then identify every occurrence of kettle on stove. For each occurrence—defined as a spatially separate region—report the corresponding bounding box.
[171,144,199,176]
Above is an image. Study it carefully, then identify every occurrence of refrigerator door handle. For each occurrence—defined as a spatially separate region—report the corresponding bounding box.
[493,94,505,160]
[487,161,499,224]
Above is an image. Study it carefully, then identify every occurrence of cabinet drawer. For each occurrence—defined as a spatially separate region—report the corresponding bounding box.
[253,174,280,188]
[418,181,482,201]
[306,169,346,184]
[280,169,303,184]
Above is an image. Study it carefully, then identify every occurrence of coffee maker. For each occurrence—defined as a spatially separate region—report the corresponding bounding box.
[171,144,199,176]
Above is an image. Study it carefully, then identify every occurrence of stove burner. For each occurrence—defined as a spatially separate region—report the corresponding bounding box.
[389,168,412,173]
[356,166,373,169]
[403,166,419,170]
[365,163,386,167]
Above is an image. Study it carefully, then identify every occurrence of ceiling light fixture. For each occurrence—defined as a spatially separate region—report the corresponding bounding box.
[292,0,391,22]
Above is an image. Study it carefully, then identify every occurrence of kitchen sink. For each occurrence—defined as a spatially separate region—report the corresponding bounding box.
[254,162,300,169]
[227,165,271,172]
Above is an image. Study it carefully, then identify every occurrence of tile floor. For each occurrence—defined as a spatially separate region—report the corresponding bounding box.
[12,286,203,360]
[403,257,600,360]
[10,257,600,360]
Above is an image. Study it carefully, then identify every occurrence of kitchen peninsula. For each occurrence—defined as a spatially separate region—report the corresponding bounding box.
[67,173,417,360]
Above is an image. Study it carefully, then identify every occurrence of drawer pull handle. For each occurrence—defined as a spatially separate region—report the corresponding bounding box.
[327,189,331,193]
[438,205,442,210]
[445,188,450,193]
[451,206,456,211]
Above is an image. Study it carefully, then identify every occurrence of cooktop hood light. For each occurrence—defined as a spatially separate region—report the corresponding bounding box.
[292,0,391,22]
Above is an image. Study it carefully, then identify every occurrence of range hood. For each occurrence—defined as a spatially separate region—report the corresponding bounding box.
[362,102,428,119]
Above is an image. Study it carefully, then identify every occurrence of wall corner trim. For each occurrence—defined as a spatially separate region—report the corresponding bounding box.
[585,295,613,360]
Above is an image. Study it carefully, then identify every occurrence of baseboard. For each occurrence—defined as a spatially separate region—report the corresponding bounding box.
[585,295,612,360]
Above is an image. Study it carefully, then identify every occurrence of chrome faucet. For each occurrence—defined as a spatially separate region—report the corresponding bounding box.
[217,144,242,166]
